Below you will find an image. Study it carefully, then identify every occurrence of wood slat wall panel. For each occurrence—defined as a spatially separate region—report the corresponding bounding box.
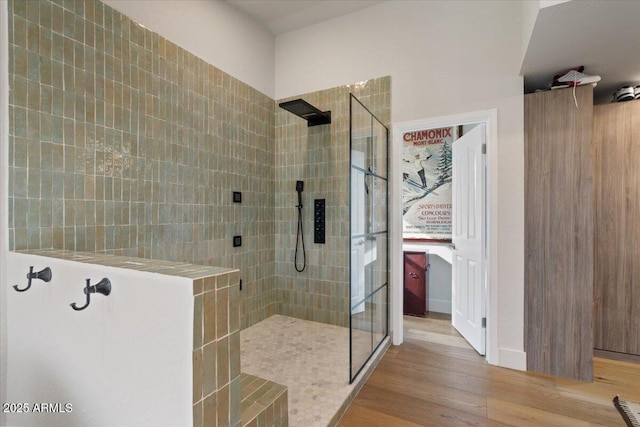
[594,101,640,355]
[524,85,594,381]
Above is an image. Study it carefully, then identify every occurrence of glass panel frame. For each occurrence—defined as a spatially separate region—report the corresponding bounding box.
[349,94,389,383]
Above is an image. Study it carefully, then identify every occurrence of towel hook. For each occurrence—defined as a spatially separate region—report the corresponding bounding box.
[13,266,52,292]
[71,278,111,311]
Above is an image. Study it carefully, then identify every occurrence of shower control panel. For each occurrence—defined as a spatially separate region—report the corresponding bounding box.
[314,199,325,244]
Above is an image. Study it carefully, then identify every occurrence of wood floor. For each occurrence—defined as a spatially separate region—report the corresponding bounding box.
[339,313,640,426]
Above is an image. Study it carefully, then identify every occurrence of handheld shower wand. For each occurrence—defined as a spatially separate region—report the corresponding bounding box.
[295,181,306,272]
[296,180,304,208]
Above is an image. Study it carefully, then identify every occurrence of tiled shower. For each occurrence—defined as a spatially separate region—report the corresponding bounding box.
[7,0,390,333]
[7,0,276,329]
[276,82,390,329]
[6,0,390,425]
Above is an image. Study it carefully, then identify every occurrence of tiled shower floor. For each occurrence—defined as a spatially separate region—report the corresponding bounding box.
[240,315,385,427]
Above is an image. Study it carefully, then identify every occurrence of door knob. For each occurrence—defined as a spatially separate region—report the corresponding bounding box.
[450,243,456,250]
[409,272,418,279]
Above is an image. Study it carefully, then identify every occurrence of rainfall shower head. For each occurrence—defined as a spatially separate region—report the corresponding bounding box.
[279,99,331,127]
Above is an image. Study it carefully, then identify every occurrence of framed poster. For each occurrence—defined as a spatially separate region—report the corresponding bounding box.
[402,126,456,240]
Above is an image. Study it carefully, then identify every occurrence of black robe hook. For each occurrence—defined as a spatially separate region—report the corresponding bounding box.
[71,278,111,311]
[13,266,52,292]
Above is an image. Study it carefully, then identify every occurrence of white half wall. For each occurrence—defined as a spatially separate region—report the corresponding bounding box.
[6,253,193,427]
[275,0,525,369]
[102,0,275,98]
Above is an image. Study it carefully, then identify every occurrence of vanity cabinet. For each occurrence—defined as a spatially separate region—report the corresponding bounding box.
[403,251,429,317]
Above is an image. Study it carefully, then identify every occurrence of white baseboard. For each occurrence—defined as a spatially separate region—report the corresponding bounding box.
[428,299,451,314]
[497,347,526,371]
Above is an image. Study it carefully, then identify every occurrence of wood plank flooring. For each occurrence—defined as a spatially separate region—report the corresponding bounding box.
[339,314,640,426]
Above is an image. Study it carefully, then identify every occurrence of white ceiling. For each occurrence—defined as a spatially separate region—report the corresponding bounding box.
[226,0,640,105]
[225,0,386,35]
[522,0,640,104]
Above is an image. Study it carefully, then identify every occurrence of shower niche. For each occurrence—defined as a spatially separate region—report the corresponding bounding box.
[349,94,389,383]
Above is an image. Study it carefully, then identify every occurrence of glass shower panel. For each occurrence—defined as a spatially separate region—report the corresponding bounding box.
[369,234,387,291]
[372,287,388,349]
[350,95,371,325]
[369,175,387,233]
[364,237,377,297]
[373,119,388,179]
[349,94,389,383]
[350,100,372,168]
[350,307,372,378]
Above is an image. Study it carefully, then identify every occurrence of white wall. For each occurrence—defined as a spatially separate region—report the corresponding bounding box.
[540,0,571,8]
[276,0,525,369]
[427,254,452,313]
[521,0,540,64]
[102,0,276,98]
[520,0,572,64]
[6,253,193,427]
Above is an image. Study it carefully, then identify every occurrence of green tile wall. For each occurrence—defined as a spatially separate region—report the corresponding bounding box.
[6,0,391,332]
[7,0,276,329]
[193,271,242,427]
[275,78,391,327]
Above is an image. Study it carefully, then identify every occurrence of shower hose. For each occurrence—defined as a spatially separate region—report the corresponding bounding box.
[295,203,306,272]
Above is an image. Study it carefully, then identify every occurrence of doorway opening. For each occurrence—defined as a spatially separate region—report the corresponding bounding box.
[391,110,498,364]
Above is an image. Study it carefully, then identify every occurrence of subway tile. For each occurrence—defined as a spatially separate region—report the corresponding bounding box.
[216,336,229,388]
[26,21,40,53]
[202,391,217,427]
[203,291,216,345]
[216,384,230,427]
[216,287,228,338]
[12,0,27,19]
[228,284,240,333]
[25,109,38,140]
[12,48,28,81]
[202,341,217,397]
[193,294,203,350]
[27,226,40,249]
[40,227,53,249]
[229,376,241,426]
[14,227,27,249]
[12,168,27,198]
[25,0,39,23]
[229,331,240,381]
[193,278,203,296]
[204,276,216,292]
[193,402,203,427]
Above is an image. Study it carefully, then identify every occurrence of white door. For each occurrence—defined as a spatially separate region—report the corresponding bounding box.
[351,150,366,314]
[451,125,486,355]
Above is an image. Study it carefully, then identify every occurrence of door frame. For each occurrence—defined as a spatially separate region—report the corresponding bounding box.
[391,109,498,365]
